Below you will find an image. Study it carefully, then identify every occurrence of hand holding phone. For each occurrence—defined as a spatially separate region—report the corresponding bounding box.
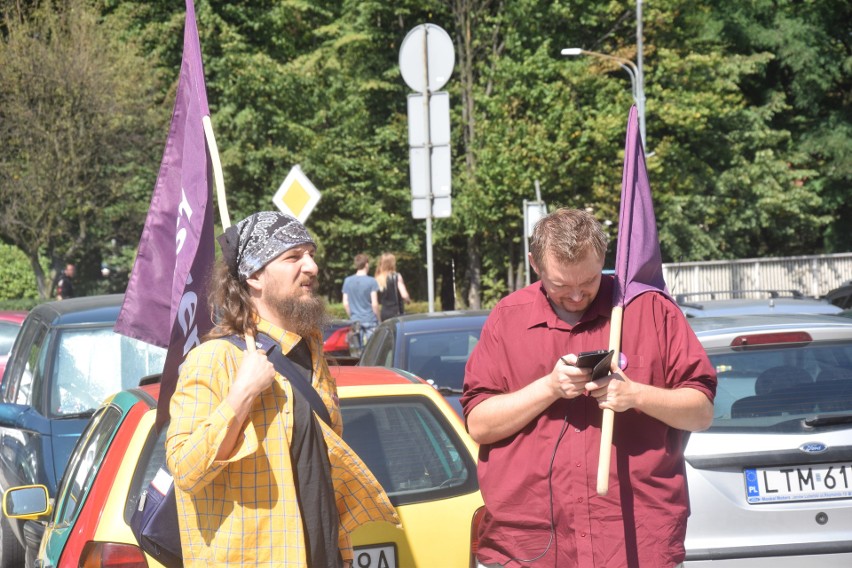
[575,349,614,381]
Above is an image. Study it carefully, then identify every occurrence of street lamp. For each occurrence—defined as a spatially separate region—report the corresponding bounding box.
[561,47,646,153]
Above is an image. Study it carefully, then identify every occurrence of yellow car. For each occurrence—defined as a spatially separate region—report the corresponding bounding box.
[4,365,483,568]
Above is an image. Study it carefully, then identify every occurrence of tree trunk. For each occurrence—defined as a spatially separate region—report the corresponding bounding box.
[29,254,49,300]
[452,0,486,308]
[515,259,526,292]
[507,252,514,293]
[466,235,481,309]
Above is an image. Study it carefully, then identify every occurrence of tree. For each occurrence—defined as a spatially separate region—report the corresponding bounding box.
[84,0,848,309]
[641,0,842,261]
[0,0,163,298]
[707,0,851,254]
[444,0,634,306]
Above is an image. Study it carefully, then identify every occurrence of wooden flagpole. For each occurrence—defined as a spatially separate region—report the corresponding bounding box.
[202,116,230,229]
[202,117,258,347]
[597,305,623,495]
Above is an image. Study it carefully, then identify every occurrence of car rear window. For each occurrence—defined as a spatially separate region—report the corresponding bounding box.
[405,330,481,390]
[361,326,394,367]
[706,340,852,430]
[341,395,478,506]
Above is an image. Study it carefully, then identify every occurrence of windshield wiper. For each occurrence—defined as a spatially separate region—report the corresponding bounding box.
[434,386,464,395]
[803,414,852,428]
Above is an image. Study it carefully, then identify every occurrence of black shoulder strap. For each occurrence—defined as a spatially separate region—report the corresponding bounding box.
[223,334,332,427]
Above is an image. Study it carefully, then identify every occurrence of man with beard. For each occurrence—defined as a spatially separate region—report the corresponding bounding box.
[167,212,397,567]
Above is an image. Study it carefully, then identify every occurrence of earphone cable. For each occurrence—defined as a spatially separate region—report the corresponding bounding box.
[507,412,570,565]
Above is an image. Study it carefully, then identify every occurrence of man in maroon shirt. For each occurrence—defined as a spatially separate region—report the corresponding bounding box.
[462,208,716,568]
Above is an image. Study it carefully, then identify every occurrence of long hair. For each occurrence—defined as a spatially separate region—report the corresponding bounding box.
[529,208,609,271]
[205,259,258,340]
[374,253,398,292]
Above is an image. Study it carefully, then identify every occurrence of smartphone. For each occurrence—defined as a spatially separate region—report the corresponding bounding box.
[575,349,611,368]
[575,349,614,380]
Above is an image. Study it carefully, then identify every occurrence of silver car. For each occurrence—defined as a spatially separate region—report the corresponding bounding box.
[677,290,843,318]
[685,314,852,566]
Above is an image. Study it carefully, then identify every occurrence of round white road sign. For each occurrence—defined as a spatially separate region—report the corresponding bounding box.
[399,23,455,93]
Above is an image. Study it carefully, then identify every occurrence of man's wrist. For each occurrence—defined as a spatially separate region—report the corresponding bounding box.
[542,373,563,401]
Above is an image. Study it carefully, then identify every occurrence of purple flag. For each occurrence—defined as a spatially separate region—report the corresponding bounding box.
[612,106,671,307]
[114,0,215,425]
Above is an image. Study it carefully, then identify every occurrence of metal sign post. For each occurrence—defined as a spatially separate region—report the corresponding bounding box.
[523,180,547,286]
[423,30,436,313]
[400,23,454,312]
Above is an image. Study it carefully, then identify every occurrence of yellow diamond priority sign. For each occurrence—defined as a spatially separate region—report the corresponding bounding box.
[272,165,321,223]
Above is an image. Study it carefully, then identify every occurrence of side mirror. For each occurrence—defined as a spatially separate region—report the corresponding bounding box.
[3,485,51,520]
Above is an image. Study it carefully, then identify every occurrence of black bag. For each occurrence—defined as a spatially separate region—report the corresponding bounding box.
[130,467,183,567]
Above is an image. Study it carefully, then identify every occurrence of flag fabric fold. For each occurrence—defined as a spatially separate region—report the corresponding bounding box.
[599,105,670,496]
[612,105,671,307]
[114,0,215,425]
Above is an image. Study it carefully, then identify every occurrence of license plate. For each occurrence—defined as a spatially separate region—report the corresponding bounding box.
[353,544,397,568]
[744,462,852,503]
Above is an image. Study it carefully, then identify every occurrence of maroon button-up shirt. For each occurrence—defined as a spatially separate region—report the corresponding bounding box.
[462,277,716,568]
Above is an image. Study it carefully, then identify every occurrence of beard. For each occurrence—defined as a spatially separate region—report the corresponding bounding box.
[271,289,330,338]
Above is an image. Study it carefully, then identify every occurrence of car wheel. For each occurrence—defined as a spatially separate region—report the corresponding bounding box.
[0,514,25,568]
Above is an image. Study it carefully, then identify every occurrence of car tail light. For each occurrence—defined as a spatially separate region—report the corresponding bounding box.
[730,331,812,349]
[78,542,148,568]
[470,506,485,568]
[323,326,350,353]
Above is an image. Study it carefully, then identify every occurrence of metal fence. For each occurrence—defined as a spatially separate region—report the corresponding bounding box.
[662,253,852,299]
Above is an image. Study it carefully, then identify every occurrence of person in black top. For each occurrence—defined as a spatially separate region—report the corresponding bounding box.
[374,253,410,321]
[56,263,76,300]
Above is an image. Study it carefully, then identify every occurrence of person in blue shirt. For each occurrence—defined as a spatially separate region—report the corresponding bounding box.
[342,253,380,351]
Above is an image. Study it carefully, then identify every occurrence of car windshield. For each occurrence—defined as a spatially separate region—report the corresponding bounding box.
[405,329,481,390]
[51,327,166,416]
[706,341,852,430]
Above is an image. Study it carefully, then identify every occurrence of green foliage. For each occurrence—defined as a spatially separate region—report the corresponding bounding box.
[0,298,43,311]
[2,0,848,305]
[0,244,46,301]
[327,299,433,319]
[326,302,348,319]
[0,0,165,298]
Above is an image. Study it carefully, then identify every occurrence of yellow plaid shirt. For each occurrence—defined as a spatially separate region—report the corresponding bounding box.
[166,320,399,567]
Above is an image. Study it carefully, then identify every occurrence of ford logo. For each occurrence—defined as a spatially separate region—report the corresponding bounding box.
[799,442,828,454]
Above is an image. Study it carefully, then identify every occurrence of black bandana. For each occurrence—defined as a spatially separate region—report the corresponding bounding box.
[217,211,316,280]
